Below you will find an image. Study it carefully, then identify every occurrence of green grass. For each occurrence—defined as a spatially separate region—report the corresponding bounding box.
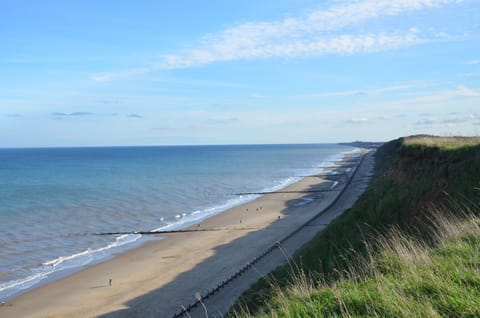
[228,135,480,317]
[231,214,480,318]
[404,135,480,151]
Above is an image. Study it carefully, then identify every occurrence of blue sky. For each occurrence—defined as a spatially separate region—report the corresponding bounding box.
[1,0,479,147]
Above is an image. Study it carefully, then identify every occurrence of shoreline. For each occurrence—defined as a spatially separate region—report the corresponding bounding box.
[188,148,375,317]
[0,147,353,302]
[0,149,368,317]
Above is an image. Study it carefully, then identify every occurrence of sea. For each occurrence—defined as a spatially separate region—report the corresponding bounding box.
[0,143,356,301]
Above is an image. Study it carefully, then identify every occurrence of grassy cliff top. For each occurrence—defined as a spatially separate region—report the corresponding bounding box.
[403,135,480,150]
[229,135,480,317]
[233,214,480,317]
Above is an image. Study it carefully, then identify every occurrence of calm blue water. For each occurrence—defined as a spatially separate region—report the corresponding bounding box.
[0,144,355,300]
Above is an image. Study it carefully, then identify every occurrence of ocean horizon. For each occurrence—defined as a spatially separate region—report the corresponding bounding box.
[0,143,356,301]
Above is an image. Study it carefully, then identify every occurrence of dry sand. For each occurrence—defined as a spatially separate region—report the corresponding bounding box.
[0,149,374,318]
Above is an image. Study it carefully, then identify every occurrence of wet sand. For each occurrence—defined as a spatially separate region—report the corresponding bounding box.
[0,149,373,318]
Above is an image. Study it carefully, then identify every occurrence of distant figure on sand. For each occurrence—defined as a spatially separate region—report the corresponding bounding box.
[109,278,112,286]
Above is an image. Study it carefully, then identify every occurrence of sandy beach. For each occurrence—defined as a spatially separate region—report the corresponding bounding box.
[0,149,374,318]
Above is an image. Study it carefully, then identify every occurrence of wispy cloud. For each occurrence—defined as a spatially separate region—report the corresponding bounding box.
[346,117,369,124]
[303,81,432,98]
[456,85,480,97]
[127,114,143,119]
[97,99,121,105]
[415,112,480,126]
[462,72,480,78]
[345,114,400,124]
[93,33,425,81]
[314,90,368,97]
[146,77,253,89]
[359,84,480,113]
[415,117,438,126]
[464,60,480,65]
[7,113,21,118]
[205,117,240,125]
[442,113,479,124]
[93,0,460,81]
[51,112,94,117]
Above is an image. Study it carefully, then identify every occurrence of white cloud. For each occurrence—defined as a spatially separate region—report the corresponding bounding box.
[345,113,401,124]
[415,112,480,126]
[93,33,424,81]
[442,113,478,124]
[346,117,369,124]
[92,0,460,81]
[51,112,94,117]
[356,83,480,113]
[456,85,480,97]
[415,117,437,126]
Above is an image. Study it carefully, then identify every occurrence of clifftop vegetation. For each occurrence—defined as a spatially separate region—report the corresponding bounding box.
[229,135,480,317]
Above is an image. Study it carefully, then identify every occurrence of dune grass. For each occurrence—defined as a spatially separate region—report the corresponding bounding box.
[231,212,480,317]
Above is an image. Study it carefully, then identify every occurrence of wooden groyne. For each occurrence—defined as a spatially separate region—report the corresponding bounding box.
[91,227,260,236]
[235,189,338,196]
